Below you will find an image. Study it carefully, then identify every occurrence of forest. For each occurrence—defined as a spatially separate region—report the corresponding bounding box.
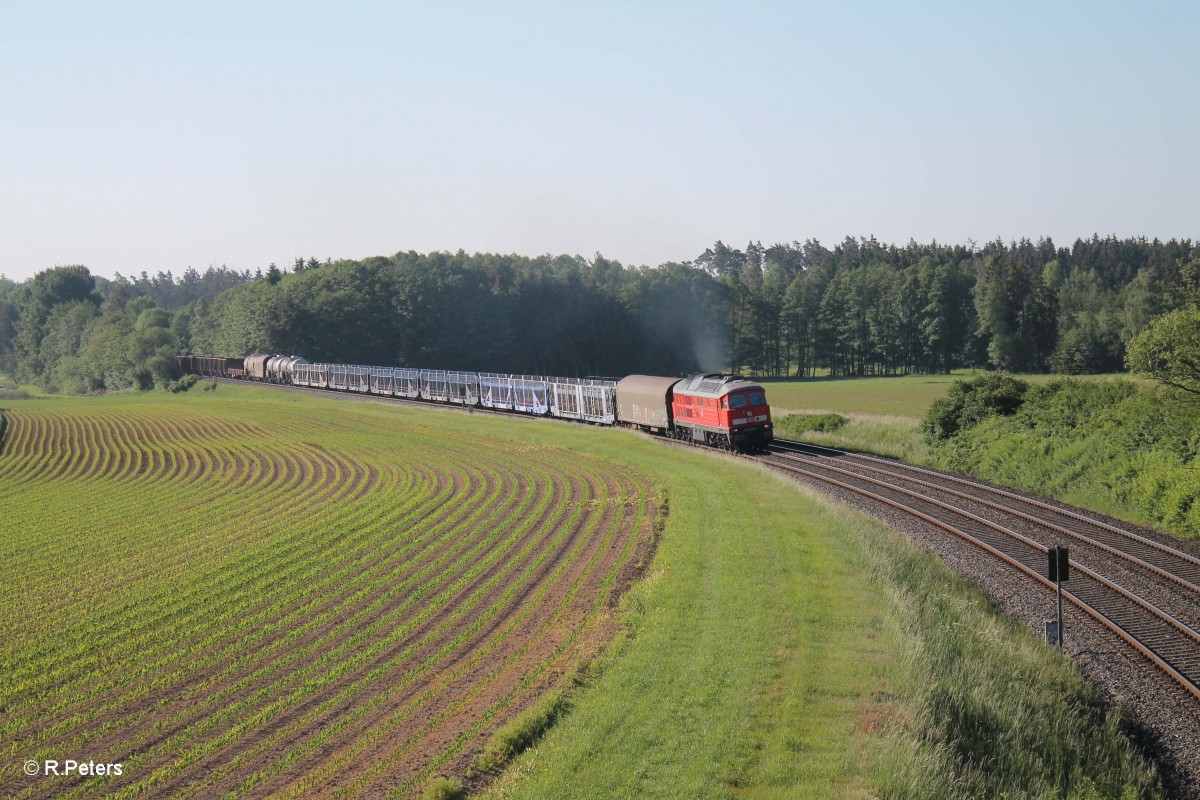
[0,235,1196,395]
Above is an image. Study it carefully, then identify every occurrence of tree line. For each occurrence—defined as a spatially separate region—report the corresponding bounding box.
[1,234,1196,394]
[703,235,1192,377]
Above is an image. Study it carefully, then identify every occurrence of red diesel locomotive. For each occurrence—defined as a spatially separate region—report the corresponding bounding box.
[670,373,773,451]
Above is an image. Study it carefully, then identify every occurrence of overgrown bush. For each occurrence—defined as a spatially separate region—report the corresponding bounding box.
[1015,379,1137,433]
[776,412,849,437]
[926,378,1200,538]
[920,372,1029,442]
[163,373,198,394]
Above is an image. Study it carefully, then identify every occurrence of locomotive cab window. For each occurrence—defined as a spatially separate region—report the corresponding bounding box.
[749,391,765,406]
[721,398,728,409]
[729,394,747,408]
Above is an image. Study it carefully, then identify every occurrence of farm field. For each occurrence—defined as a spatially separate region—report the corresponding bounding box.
[0,389,658,798]
[0,385,1158,798]
[761,373,973,419]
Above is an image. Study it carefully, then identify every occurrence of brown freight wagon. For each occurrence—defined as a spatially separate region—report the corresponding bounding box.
[614,374,678,433]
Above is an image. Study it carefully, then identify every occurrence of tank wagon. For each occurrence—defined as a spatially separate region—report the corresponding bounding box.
[243,354,272,381]
[180,355,772,452]
[266,355,309,384]
[176,354,308,383]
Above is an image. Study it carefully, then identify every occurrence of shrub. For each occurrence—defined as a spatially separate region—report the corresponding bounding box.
[921,372,1029,442]
[1016,379,1136,433]
[927,379,1200,539]
[163,374,199,394]
[776,412,849,438]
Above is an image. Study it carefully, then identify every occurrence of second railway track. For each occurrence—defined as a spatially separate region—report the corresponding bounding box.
[758,439,1200,704]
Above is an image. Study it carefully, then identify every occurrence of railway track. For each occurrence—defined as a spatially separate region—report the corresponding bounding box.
[759,439,1200,705]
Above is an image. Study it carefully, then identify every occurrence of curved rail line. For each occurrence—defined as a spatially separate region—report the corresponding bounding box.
[758,445,1200,704]
[774,438,1200,583]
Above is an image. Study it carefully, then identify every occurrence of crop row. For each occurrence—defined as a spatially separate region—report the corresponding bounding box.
[0,397,655,798]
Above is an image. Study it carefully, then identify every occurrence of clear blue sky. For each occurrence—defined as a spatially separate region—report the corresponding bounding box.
[2,0,1197,281]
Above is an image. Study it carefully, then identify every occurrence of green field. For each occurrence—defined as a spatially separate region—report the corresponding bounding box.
[761,373,1131,461]
[761,374,969,419]
[0,386,1158,798]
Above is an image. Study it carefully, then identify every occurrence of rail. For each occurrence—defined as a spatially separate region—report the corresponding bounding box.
[757,449,1200,703]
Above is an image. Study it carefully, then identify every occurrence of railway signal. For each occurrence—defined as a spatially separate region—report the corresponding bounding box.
[1046,546,1069,649]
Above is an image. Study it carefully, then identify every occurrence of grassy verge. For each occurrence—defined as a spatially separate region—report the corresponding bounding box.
[849,484,1159,799]
[474,431,1158,798]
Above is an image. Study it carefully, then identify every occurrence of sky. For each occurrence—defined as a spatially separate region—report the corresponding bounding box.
[2,0,1197,282]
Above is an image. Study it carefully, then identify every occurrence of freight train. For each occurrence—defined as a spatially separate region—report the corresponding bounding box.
[176,354,774,452]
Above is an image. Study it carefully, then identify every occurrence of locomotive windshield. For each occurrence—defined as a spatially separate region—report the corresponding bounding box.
[749,391,766,406]
[729,394,747,408]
